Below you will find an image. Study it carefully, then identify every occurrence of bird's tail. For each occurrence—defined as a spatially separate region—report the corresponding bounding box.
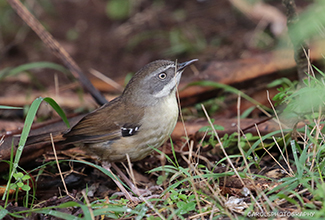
[25,131,66,146]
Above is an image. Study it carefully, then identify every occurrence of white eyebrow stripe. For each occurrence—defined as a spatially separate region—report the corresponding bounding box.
[154,64,176,74]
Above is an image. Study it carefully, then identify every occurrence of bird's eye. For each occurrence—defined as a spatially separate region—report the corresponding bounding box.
[158,72,167,80]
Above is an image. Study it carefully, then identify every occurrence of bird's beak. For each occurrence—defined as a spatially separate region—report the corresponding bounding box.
[177,59,198,72]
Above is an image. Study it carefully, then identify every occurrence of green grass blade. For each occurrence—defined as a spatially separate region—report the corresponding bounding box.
[66,160,131,191]
[92,206,128,217]
[152,146,177,168]
[0,62,69,80]
[170,137,179,168]
[35,209,83,220]
[149,165,179,173]
[2,97,69,204]
[43,97,70,128]
[0,106,22,109]
[2,98,43,203]
[290,140,301,177]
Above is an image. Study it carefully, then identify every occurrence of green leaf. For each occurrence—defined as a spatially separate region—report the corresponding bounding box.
[0,206,9,219]
[156,175,167,185]
[177,201,196,215]
[9,184,17,190]
[17,182,24,188]
[21,185,31,191]
[179,194,187,201]
[106,0,130,20]
[13,172,24,180]
[21,175,31,181]
[170,190,179,201]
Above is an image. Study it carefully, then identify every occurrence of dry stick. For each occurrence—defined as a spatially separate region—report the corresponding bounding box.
[50,133,74,200]
[125,154,137,193]
[303,49,314,79]
[255,125,291,178]
[266,91,289,164]
[89,68,124,92]
[309,110,323,187]
[282,0,309,82]
[54,74,59,98]
[184,141,204,220]
[188,208,220,220]
[175,60,190,152]
[201,104,264,213]
[236,95,251,174]
[271,136,293,176]
[81,190,95,220]
[0,135,4,146]
[263,91,294,176]
[181,151,214,168]
[241,117,273,133]
[7,0,107,106]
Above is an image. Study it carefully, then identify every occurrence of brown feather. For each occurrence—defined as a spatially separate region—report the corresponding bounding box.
[25,131,65,146]
[62,97,144,144]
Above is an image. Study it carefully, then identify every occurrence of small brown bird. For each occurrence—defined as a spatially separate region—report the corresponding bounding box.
[26,59,197,200]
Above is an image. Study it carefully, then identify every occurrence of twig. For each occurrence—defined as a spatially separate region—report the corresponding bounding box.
[89,68,124,92]
[81,190,95,220]
[266,90,289,162]
[50,133,74,200]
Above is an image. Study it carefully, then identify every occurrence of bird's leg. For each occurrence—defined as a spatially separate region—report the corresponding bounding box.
[111,162,161,197]
[102,162,160,202]
[101,162,135,201]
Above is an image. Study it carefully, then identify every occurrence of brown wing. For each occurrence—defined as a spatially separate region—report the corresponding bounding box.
[62,97,144,144]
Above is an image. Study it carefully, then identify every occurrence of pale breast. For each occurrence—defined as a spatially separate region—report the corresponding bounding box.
[89,93,179,162]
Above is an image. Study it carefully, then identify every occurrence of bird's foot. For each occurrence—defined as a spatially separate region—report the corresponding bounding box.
[112,185,163,202]
[103,162,163,202]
